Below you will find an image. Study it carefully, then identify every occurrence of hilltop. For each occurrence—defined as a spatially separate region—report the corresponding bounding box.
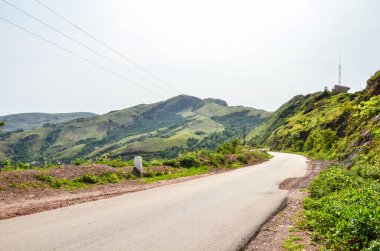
[0,95,270,162]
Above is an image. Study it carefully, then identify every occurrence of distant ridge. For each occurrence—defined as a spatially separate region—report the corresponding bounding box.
[0,112,97,132]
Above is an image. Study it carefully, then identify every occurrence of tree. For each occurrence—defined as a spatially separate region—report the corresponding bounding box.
[0,121,4,131]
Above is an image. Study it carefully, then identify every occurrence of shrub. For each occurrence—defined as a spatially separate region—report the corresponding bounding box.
[305,165,380,250]
[15,162,31,169]
[365,240,380,251]
[304,128,338,154]
[305,182,380,250]
[72,158,88,166]
[35,174,64,189]
[178,152,201,168]
[351,164,380,181]
[149,159,163,166]
[217,138,243,154]
[237,154,248,164]
[197,149,225,167]
[80,173,99,184]
[162,159,180,167]
[1,160,12,170]
[195,131,206,135]
[308,165,363,199]
[356,96,380,120]
[101,173,121,183]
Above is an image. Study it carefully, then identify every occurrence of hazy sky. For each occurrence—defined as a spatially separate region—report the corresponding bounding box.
[1,0,380,115]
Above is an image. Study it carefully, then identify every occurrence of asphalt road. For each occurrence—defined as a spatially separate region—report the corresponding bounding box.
[0,152,307,251]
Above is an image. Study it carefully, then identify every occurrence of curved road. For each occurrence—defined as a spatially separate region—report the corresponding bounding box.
[0,152,307,251]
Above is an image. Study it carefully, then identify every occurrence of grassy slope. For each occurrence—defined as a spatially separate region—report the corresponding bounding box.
[248,80,379,163]
[0,112,97,132]
[0,95,271,162]
[247,95,305,144]
[248,71,380,250]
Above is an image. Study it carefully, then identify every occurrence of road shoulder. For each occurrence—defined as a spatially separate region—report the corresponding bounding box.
[245,159,328,251]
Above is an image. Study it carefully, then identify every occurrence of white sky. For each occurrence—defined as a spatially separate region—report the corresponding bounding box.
[1,0,380,115]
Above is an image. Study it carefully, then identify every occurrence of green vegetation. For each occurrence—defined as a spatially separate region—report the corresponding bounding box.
[247,70,380,250]
[0,95,271,163]
[142,166,210,183]
[304,165,380,250]
[9,181,45,189]
[35,171,129,190]
[282,234,304,251]
[2,139,271,192]
[0,112,96,132]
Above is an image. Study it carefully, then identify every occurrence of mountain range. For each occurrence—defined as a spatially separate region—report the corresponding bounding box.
[0,112,97,132]
[0,95,270,162]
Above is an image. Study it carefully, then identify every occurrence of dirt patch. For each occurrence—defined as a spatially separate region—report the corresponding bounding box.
[279,159,325,190]
[245,159,329,251]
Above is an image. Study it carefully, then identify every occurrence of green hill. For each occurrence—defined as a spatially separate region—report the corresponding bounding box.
[0,95,270,163]
[247,71,380,250]
[248,70,380,162]
[0,112,97,132]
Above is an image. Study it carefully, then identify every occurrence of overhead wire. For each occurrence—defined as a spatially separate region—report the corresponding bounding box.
[33,0,181,94]
[1,0,175,97]
[0,15,166,99]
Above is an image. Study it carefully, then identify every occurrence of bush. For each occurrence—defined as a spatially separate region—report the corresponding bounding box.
[304,165,380,250]
[162,159,180,167]
[101,173,121,183]
[217,138,243,154]
[149,159,163,166]
[1,160,12,170]
[308,165,363,199]
[197,149,225,167]
[195,131,206,135]
[15,162,31,169]
[36,174,64,189]
[305,183,380,250]
[304,128,338,154]
[178,152,201,168]
[72,158,88,166]
[356,96,380,120]
[237,154,248,164]
[351,164,380,181]
[80,173,99,184]
[365,240,380,251]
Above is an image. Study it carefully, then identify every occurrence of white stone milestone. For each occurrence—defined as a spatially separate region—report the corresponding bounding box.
[133,156,143,177]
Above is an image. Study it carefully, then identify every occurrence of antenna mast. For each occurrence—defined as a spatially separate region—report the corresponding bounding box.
[339,55,342,84]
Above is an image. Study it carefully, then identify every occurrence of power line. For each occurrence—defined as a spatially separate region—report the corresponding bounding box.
[1,0,175,96]
[0,15,166,99]
[33,0,181,94]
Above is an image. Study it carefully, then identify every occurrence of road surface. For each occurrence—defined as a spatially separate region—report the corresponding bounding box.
[0,152,307,251]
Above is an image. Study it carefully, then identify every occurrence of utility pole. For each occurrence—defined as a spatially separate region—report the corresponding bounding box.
[243,126,246,146]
